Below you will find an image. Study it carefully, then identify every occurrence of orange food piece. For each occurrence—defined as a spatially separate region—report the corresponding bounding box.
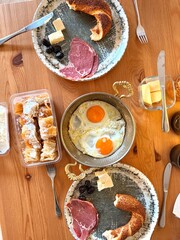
[96,137,113,155]
[86,105,105,123]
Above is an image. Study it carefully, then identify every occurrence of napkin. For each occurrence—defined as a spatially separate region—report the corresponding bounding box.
[173,193,180,218]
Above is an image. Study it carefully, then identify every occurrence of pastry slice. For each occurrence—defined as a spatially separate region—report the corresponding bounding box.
[40,139,57,161]
[23,99,39,117]
[24,147,40,163]
[38,116,57,140]
[38,105,52,118]
[21,123,41,149]
[14,102,23,115]
[35,93,50,106]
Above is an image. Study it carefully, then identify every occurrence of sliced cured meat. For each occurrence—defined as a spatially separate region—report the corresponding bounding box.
[59,37,99,80]
[86,54,99,78]
[66,199,98,240]
[60,66,83,81]
[69,38,94,76]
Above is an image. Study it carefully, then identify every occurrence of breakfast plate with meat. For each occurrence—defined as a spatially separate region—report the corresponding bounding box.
[64,163,159,240]
[32,0,129,81]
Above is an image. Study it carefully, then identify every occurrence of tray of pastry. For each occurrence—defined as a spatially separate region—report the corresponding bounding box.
[10,89,62,167]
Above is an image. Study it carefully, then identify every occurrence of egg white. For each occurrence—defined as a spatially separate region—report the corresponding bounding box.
[79,126,125,158]
[68,100,126,158]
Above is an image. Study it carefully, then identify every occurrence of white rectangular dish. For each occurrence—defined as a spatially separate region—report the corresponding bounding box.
[0,102,10,156]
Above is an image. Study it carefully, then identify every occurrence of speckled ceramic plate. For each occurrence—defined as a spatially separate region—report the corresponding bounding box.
[64,163,159,240]
[32,0,129,81]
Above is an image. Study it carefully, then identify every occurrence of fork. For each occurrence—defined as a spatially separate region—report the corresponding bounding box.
[46,164,61,217]
[133,0,148,44]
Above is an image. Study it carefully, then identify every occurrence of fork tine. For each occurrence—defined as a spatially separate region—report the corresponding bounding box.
[141,34,148,43]
[141,35,146,44]
[139,35,148,44]
[144,34,148,43]
[137,34,143,43]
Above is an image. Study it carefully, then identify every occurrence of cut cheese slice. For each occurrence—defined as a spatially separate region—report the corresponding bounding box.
[53,18,65,31]
[141,83,152,106]
[48,30,64,45]
[148,80,161,92]
[151,90,162,103]
[95,169,114,191]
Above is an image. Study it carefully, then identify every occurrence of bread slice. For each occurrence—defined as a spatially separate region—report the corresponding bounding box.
[67,0,112,41]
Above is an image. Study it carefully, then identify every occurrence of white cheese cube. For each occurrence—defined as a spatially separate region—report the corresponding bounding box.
[48,30,64,45]
[53,18,65,31]
[95,170,114,191]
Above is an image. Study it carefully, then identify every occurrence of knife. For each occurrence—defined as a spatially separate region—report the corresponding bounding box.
[0,12,53,45]
[159,162,172,228]
[157,50,170,132]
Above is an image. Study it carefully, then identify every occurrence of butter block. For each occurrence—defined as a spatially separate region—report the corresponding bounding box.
[141,83,152,106]
[148,80,161,92]
[48,30,64,45]
[151,90,162,103]
[53,18,65,31]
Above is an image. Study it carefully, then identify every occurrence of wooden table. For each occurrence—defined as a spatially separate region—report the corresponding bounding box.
[0,0,179,239]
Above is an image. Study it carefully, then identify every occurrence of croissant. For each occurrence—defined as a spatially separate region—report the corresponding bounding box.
[103,194,146,240]
[67,0,112,41]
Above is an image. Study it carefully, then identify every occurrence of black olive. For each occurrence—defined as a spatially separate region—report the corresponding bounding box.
[42,38,51,47]
[84,180,91,188]
[87,186,95,194]
[55,51,64,59]
[79,185,86,194]
[46,46,54,54]
[78,194,86,201]
[53,45,62,53]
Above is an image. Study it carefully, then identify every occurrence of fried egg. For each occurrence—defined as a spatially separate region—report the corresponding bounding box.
[68,100,126,158]
[79,127,125,157]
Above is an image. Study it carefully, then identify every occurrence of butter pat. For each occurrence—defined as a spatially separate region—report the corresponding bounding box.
[148,80,161,92]
[151,91,162,103]
[95,169,114,191]
[141,80,162,106]
[53,18,65,31]
[141,83,152,105]
[48,30,64,45]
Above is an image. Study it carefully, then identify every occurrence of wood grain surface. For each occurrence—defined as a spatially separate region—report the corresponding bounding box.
[0,0,180,240]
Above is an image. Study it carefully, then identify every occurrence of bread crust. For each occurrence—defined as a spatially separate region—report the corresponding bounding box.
[67,0,112,41]
[103,194,146,240]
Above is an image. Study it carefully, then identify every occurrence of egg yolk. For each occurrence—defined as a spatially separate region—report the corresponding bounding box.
[86,105,105,123]
[96,137,113,155]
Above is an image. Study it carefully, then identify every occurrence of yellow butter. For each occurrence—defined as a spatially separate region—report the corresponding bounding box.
[48,30,64,45]
[141,83,152,106]
[53,18,65,31]
[151,90,162,103]
[148,80,161,92]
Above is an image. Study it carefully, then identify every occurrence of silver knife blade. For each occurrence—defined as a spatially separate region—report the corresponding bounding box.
[157,50,169,132]
[163,162,172,192]
[25,12,54,31]
[159,162,172,227]
[157,50,165,87]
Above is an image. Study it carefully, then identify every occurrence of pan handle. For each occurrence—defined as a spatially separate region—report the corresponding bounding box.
[112,81,133,99]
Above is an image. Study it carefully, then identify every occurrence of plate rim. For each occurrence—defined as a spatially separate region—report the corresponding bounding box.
[32,0,129,81]
[64,163,159,240]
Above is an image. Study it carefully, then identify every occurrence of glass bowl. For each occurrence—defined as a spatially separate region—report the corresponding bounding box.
[138,76,176,111]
